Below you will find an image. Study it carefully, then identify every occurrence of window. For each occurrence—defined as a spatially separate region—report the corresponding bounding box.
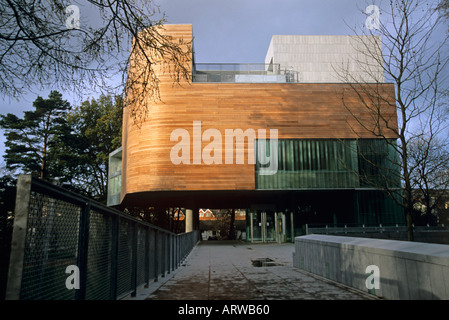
[255,139,358,189]
[255,139,399,190]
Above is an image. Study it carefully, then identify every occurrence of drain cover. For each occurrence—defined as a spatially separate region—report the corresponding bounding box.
[251,258,279,267]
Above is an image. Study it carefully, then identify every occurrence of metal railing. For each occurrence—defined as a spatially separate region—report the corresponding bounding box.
[304,223,447,235]
[194,63,281,73]
[193,63,300,83]
[5,175,199,300]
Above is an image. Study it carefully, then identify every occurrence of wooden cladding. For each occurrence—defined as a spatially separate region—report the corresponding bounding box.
[121,24,398,199]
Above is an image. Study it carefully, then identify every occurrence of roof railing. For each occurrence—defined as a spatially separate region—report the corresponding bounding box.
[193,63,299,83]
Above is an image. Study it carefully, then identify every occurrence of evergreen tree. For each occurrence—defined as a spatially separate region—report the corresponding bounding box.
[0,91,70,180]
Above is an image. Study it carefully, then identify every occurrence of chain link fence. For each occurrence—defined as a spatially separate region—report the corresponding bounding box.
[5,175,199,300]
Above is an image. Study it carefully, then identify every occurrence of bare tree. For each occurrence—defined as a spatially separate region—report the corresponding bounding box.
[0,0,192,122]
[337,0,449,241]
[409,135,449,224]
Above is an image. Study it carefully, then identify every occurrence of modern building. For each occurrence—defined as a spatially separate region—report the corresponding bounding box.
[108,24,404,242]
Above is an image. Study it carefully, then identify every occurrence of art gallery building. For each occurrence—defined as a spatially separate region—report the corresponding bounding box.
[108,24,404,243]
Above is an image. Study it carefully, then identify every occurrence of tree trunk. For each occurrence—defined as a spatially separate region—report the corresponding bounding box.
[228,209,236,240]
[406,210,414,241]
[40,153,46,179]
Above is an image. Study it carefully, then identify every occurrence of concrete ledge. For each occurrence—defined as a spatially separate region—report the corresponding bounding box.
[293,235,449,300]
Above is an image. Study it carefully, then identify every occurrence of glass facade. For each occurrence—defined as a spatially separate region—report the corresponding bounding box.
[357,139,401,189]
[107,147,122,207]
[252,139,405,235]
[255,139,400,190]
[355,189,403,225]
[110,138,405,242]
[256,139,359,189]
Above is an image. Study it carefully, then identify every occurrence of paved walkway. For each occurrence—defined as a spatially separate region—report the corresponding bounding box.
[130,241,376,300]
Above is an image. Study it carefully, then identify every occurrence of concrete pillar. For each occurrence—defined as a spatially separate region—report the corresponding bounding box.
[290,211,295,243]
[185,209,193,233]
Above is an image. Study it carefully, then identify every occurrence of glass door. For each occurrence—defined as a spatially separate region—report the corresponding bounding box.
[251,211,263,242]
[265,211,276,242]
[250,211,276,242]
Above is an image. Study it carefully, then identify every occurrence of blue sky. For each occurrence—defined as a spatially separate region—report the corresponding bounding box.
[158,0,370,63]
[0,0,444,163]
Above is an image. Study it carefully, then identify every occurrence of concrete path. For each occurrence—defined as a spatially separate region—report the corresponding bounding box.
[130,241,376,300]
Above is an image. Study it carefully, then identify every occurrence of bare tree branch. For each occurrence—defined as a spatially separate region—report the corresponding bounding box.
[337,0,449,240]
[0,0,192,123]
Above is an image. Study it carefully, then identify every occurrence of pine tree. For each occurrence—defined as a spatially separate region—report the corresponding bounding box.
[0,91,70,180]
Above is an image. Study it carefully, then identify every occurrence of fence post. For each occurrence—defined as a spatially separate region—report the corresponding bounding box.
[161,233,166,277]
[131,222,137,297]
[170,234,174,272]
[174,235,177,268]
[5,175,32,300]
[75,201,91,300]
[165,233,169,275]
[153,229,159,282]
[168,234,172,273]
[144,226,150,288]
[169,234,173,271]
[166,234,169,274]
[172,235,175,272]
[176,235,180,267]
[109,215,119,300]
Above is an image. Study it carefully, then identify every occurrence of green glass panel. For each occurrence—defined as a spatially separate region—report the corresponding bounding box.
[355,190,404,225]
[255,139,399,190]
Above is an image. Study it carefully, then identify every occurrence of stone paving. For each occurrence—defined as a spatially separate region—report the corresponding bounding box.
[132,241,377,300]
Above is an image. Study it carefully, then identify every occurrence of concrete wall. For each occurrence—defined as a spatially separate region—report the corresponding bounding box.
[307,230,449,245]
[293,234,449,299]
[265,35,384,83]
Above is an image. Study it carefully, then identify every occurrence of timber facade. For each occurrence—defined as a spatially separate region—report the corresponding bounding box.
[109,24,404,242]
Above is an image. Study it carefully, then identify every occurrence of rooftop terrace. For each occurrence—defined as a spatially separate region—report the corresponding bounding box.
[192,63,300,83]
